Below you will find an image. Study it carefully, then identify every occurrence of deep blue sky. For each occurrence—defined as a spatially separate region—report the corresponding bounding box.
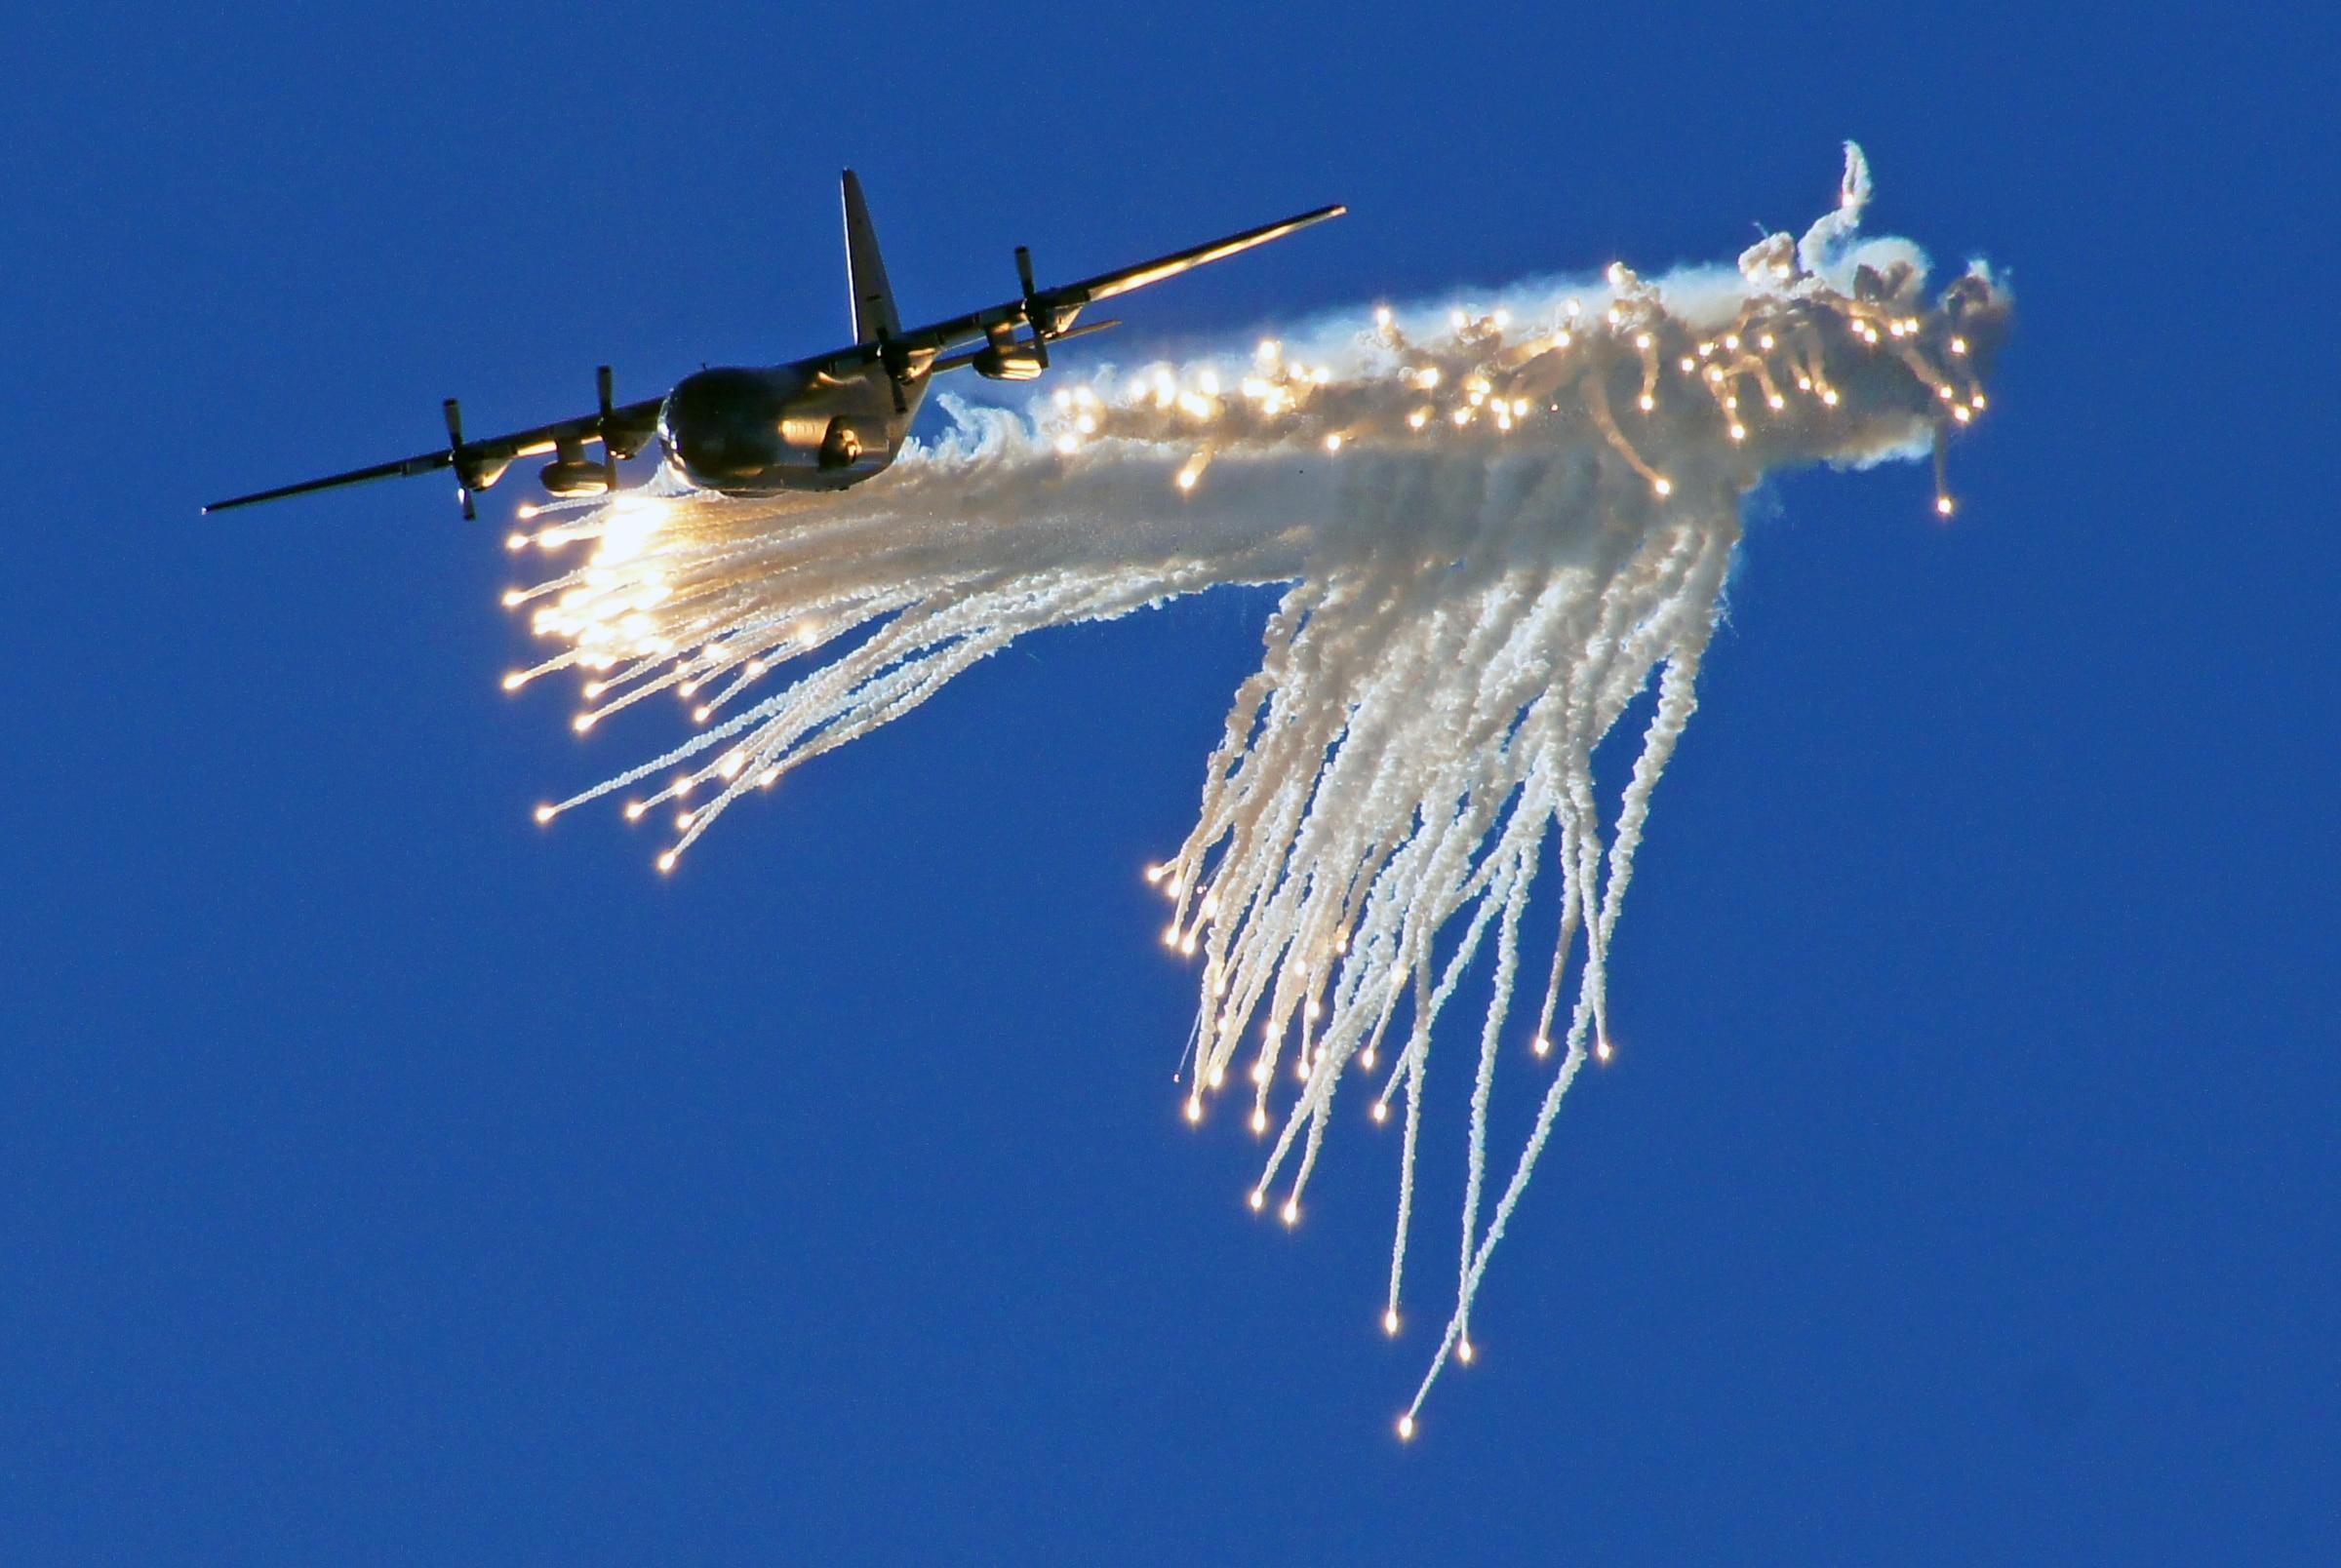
[4,4,2332,1561]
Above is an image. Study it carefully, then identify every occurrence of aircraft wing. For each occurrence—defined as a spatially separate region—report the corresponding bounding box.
[203,391,663,514]
[205,201,1343,511]
[816,201,1346,375]
[1064,202,1348,302]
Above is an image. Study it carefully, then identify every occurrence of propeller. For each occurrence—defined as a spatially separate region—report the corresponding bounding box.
[876,335,943,413]
[1015,246,1051,371]
[879,332,910,413]
[596,365,619,492]
[442,397,476,520]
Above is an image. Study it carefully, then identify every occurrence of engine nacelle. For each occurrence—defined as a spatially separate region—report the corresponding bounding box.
[538,457,613,496]
[455,455,510,492]
[972,341,1047,381]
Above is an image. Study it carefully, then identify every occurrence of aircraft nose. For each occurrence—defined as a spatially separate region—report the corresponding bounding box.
[662,369,783,484]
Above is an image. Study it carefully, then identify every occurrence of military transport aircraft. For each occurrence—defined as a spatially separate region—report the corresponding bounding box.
[204,173,1344,518]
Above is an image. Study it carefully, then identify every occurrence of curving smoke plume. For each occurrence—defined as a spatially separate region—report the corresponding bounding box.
[502,144,2007,1432]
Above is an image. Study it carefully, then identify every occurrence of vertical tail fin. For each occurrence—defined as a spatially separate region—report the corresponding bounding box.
[840,170,900,345]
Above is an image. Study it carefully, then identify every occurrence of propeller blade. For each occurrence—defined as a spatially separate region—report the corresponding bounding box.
[597,366,618,492]
[1015,246,1049,368]
[442,397,475,520]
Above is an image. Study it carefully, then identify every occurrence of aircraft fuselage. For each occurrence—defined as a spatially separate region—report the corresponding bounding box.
[657,357,927,494]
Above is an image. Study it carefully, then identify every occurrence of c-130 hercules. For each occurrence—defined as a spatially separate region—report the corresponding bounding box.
[205,173,1344,518]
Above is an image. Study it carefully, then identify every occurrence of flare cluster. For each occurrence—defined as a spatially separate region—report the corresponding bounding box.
[499,144,2006,1430]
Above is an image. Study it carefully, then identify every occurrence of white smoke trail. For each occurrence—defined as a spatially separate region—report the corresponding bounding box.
[501,146,2006,1431]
